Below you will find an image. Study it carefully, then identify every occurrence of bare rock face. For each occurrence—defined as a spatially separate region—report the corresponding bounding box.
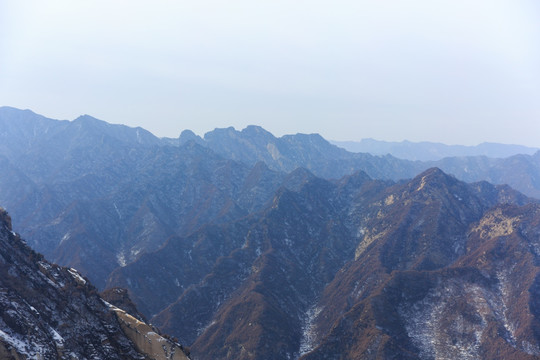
[109,303,190,360]
[0,207,190,360]
[102,287,148,323]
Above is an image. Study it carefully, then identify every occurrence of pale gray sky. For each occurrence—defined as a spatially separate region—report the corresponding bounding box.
[1,0,539,145]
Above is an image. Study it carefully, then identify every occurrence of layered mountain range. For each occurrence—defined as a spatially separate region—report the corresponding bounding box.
[109,168,540,359]
[1,106,540,359]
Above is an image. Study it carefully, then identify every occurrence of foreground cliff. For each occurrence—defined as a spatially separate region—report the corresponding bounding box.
[0,207,189,359]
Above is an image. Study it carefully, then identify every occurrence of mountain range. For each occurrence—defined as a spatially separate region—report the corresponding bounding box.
[331,138,540,161]
[1,106,540,359]
[108,168,540,359]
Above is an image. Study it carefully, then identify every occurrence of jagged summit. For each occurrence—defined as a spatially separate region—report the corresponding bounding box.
[337,169,372,187]
[202,126,237,140]
[178,129,204,146]
[406,167,459,193]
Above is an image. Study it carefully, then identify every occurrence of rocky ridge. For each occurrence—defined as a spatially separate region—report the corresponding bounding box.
[0,207,189,360]
[107,168,538,359]
[1,106,540,292]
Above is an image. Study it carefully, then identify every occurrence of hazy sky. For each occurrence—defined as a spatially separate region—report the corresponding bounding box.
[1,0,539,145]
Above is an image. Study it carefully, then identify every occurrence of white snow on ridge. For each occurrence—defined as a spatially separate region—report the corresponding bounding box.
[68,268,86,285]
[0,328,45,358]
[49,327,64,345]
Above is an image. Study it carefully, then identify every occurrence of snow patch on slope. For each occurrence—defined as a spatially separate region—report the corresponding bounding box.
[399,280,487,360]
[298,304,324,357]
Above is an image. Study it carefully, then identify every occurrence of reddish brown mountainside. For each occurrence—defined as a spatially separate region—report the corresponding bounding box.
[109,168,538,359]
[302,179,540,359]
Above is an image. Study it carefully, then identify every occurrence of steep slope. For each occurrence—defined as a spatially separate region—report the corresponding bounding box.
[301,204,540,359]
[298,171,537,359]
[107,168,535,359]
[0,207,189,359]
[0,122,287,287]
[107,171,380,359]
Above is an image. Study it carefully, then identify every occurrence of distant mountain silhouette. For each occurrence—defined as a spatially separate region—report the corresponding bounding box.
[332,138,539,161]
[171,124,540,198]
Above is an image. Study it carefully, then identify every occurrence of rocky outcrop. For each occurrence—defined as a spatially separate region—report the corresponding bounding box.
[109,303,189,360]
[0,207,190,359]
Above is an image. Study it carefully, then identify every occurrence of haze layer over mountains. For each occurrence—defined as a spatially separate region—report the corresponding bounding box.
[1,106,540,359]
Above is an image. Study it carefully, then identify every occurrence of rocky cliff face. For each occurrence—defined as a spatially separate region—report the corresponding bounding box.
[0,207,189,360]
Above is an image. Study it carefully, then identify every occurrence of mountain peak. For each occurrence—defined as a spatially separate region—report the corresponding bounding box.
[0,106,39,116]
[281,167,316,191]
[418,166,450,178]
[242,125,272,134]
[203,126,237,140]
[411,167,456,191]
[73,114,104,123]
[240,125,276,140]
[179,129,204,146]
